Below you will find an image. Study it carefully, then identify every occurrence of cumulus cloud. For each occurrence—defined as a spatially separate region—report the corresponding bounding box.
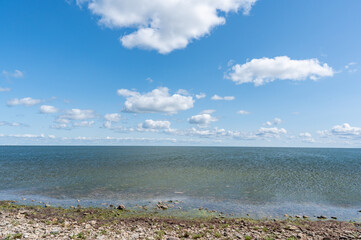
[53,109,97,129]
[299,132,315,143]
[40,105,58,114]
[104,113,121,122]
[264,118,282,126]
[331,123,361,137]
[226,56,334,86]
[76,0,256,54]
[137,119,171,132]
[7,97,42,107]
[256,127,287,138]
[2,69,24,78]
[59,109,96,120]
[317,123,361,141]
[103,113,123,129]
[0,87,11,92]
[118,87,194,114]
[237,110,250,115]
[211,94,235,101]
[188,113,217,126]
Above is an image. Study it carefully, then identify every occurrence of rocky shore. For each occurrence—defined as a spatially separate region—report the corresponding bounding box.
[0,201,360,240]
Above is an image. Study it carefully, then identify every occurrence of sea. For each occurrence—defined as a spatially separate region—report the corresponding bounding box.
[0,146,360,221]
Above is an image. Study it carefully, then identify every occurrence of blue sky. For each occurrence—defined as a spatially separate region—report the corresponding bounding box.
[0,0,361,146]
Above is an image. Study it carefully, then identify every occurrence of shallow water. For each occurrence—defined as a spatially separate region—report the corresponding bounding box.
[1,146,360,220]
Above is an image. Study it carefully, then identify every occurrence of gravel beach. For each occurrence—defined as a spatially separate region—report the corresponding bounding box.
[1,201,360,239]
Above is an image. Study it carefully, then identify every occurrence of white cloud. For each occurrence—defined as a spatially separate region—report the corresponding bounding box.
[77,0,257,54]
[226,56,334,86]
[7,97,42,107]
[138,119,171,131]
[0,87,11,92]
[118,87,194,114]
[40,105,58,114]
[256,127,287,137]
[317,123,361,141]
[195,93,206,99]
[0,121,25,127]
[7,133,47,139]
[273,118,282,125]
[188,113,217,126]
[200,109,215,114]
[59,109,96,120]
[331,123,361,137]
[51,123,70,130]
[103,113,124,130]
[211,94,235,101]
[104,113,121,122]
[53,109,97,129]
[345,62,357,73]
[73,121,95,127]
[237,110,250,115]
[2,69,24,78]
[146,77,153,83]
[175,127,256,140]
[264,118,282,126]
[177,89,190,95]
[299,132,315,143]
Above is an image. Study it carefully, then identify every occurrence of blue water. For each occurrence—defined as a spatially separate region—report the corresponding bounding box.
[0,146,360,220]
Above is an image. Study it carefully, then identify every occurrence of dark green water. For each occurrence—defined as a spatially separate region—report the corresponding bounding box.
[0,146,360,220]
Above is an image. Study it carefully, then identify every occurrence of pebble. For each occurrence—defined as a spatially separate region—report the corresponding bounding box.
[0,202,359,240]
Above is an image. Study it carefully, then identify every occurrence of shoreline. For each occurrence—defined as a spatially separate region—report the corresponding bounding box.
[1,201,360,239]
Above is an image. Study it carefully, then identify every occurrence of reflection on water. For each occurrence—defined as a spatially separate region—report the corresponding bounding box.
[1,146,361,220]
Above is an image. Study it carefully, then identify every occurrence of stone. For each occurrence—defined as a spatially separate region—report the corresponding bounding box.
[158,204,168,210]
[117,204,126,210]
[317,215,327,219]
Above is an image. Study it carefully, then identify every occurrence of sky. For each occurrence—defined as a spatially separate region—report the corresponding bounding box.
[0,0,361,147]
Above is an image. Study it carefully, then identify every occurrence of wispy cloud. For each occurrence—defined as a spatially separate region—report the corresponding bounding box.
[211,94,235,101]
[237,110,250,115]
[2,69,24,78]
[0,87,11,92]
[7,97,43,107]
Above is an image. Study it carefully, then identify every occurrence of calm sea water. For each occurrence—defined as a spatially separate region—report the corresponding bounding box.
[0,146,360,220]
